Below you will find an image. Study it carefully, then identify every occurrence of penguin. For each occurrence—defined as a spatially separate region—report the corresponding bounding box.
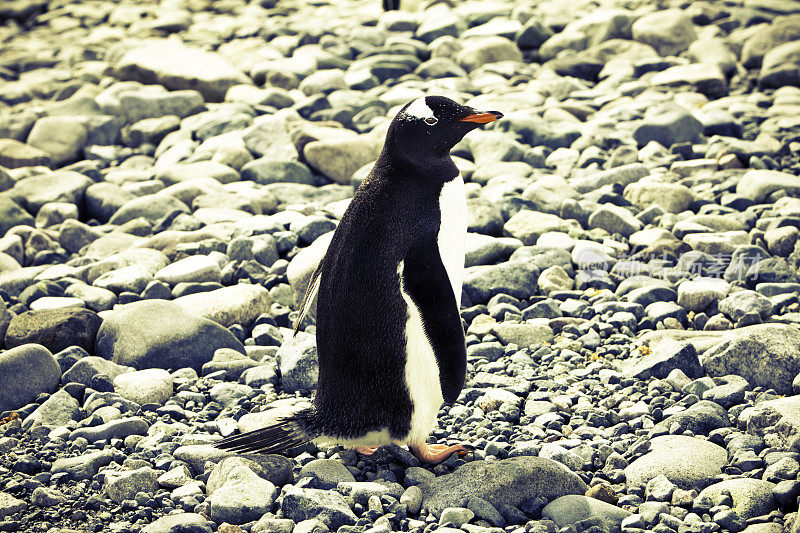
[215,96,502,464]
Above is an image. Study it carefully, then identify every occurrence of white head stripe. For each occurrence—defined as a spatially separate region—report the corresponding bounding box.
[404,97,434,119]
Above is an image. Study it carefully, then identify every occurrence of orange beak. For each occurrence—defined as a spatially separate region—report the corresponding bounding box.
[459,111,503,124]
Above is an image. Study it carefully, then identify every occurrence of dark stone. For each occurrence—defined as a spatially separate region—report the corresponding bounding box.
[5,308,101,354]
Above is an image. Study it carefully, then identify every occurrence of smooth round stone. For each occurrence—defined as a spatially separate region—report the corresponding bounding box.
[439,507,474,527]
[696,478,777,520]
[536,232,574,250]
[95,300,246,372]
[677,278,730,312]
[624,435,726,491]
[419,456,587,517]
[28,296,85,310]
[299,459,356,489]
[154,255,222,286]
[171,284,271,328]
[542,495,631,532]
[538,265,573,295]
[141,513,213,533]
[112,368,173,405]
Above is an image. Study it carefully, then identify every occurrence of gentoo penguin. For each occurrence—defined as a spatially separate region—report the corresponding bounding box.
[216,96,502,464]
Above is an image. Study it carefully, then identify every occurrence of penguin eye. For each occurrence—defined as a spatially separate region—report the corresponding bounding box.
[424,117,438,126]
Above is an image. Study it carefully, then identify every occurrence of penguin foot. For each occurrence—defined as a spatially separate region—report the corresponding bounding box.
[409,443,473,464]
[355,446,380,456]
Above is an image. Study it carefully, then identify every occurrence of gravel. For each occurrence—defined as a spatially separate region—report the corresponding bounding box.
[0,0,799,531]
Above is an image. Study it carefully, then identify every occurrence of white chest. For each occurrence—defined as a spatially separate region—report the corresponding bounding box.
[398,174,467,445]
[436,174,467,304]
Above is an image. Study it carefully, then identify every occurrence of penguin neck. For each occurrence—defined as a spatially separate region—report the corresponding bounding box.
[380,129,459,181]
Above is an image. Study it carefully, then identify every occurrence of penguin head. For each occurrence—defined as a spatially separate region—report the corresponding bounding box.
[382,96,503,176]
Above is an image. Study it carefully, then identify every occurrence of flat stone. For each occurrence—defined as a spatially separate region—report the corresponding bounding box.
[113,39,252,102]
[22,388,80,429]
[280,486,358,530]
[650,400,731,436]
[0,138,51,168]
[624,435,726,491]
[141,513,213,533]
[0,491,27,518]
[113,368,173,405]
[463,262,539,304]
[95,300,246,372]
[702,324,800,395]
[105,466,160,502]
[736,169,800,203]
[208,462,279,524]
[624,182,695,214]
[5,307,101,355]
[619,339,703,380]
[51,450,116,481]
[7,170,92,214]
[26,116,88,166]
[696,478,776,520]
[420,456,587,517]
[542,495,631,533]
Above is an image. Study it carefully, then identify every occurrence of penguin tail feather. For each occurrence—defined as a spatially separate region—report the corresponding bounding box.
[214,408,319,455]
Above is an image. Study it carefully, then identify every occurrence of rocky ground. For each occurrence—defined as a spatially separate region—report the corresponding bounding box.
[1,0,800,532]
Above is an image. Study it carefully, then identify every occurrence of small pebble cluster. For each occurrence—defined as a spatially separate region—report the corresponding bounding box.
[1,0,800,532]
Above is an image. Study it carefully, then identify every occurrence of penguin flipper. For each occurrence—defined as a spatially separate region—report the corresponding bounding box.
[293,259,324,335]
[402,234,467,404]
[214,411,315,455]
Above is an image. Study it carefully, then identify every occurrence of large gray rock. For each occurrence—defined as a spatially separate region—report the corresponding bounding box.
[208,462,279,524]
[632,104,703,148]
[95,300,246,372]
[25,116,88,166]
[463,262,539,304]
[624,435,726,491]
[108,194,189,226]
[5,308,102,355]
[742,14,800,68]
[22,388,80,429]
[543,495,631,533]
[304,134,381,185]
[696,479,776,520]
[702,324,800,395]
[7,170,92,214]
[747,395,800,451]
[0,344,60,413]
[631,9,697,57]
[172,284,271,328]
[112,39,252,102]
[759,40,800,89]
[419,456,587,517]
[619,339,703,380]
[736,169,800,203]
[104,467,160,502]
[62,356,133,387]
[570,163,649,194]
[50,450,116,481]
[503,210,573,245]
[280,486,358,530]
[718,290,773,322]
[650,400,730,436]
[0,197,34,236]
